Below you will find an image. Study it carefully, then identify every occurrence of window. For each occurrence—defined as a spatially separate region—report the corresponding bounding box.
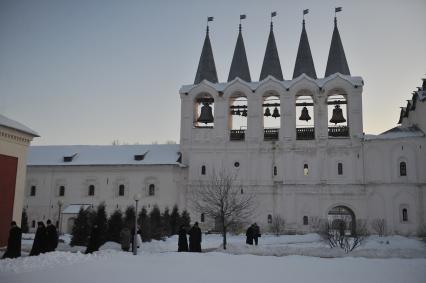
[201,165,206,175]
[149,184,155,196]
[118,184,125,196]
[201,213,205,223]
[273,166,277,176]
[234,162,240,168]
[303,216,309,225]
[88,185,95,196]
[402,208,408,222]
[30,186,36,196]
[59,186,65,197]
[31,220,36,228]
[241,188,244,194]
[267,214,272,224]
[338,163,343,175]
[303,164,309,176]
[400,162,407,176]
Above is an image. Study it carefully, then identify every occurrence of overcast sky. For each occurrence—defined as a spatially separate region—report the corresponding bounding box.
[1,0,425,145]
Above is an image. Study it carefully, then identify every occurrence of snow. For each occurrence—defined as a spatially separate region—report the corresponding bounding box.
[0,113,39,137]
[2,234,426,283]
[364,126,424,141]
[179,73,364,94]
[62,204,91,214]
[27,144,181,166]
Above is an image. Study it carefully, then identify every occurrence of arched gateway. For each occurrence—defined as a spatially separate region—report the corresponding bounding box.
[327,206,356,235]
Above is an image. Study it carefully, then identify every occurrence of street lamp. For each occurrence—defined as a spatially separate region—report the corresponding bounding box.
[133,193,141,255]
[57,200,63,235]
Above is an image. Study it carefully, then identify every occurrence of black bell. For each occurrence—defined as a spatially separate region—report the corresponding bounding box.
[299,106,311,122]
[236,109,241,116]
[272,107,280,118]
[329,105,346,124]
[197,103,214,124]
[264,107,271,117]
[241,109,248,117]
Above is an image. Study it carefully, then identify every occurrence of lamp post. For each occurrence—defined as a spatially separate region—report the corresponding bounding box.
[133,193,141,255]
[57,200,63,235]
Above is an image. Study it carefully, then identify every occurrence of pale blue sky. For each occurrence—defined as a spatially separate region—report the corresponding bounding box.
[1,0,425,145]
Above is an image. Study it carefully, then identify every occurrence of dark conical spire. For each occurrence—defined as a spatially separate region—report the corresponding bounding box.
[293,20,317,79]
[228,24,251,82]
[325,17,350,77]
[259,22,284,81]
[194,26,218,84]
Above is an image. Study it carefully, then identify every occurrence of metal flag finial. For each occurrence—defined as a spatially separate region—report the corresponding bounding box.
[303,9,309,20]
[270,11,277,30]
[335,7,342,23]
[206,16,214,32]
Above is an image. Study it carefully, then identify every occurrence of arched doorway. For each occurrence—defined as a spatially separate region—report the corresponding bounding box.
[327,206,356,236]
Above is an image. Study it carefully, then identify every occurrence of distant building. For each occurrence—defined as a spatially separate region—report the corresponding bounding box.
[0,114,38,246]
[24,16,426,235]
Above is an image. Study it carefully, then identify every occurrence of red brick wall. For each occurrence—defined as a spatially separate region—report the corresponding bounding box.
[0,154,18,247]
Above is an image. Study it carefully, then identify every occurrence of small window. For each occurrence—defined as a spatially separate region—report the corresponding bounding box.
[402,208,408,222]
[234,162,240,168]
[30,186,36,196]
[400,162,407,176]
[201,165,206,175]
[118,184,125,196]
[31,220,36,228]
[303,216,309,225]
[201,213,205,223]
[273,166,277,176]
[149,184,155,196]
[303,164,309,176]
[59,186,65,196]
[338,163,343,175]
[241,188,244,194]
[88,185,95,196]
[267,214,272,224]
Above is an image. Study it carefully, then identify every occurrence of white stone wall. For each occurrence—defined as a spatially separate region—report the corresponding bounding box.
[25,165,185,233]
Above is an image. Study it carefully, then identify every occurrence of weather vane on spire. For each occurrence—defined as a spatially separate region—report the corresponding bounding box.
[303,9,309,20]
[239,14,247,31]
[206,16,214,32]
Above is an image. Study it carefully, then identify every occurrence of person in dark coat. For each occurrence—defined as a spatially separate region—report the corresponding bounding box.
[85,224,100,254]
[30,221,47,256]
[246,225,254,245]
[188,222,202,252]
[177,225,188,252]
[45,219,59,252]
[120,227,131,252]
[253,223,261,246]
[1,221,22,259]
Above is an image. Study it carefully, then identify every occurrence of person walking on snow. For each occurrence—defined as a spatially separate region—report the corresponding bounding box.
[1,221,22,259]
[178,224,188,252]
[246,224,254,245]
[253,223,261,246]
[188,222,202,252]
[30,221,47,256]
[45,219,59,252]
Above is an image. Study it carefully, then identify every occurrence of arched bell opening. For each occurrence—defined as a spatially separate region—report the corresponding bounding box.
[295,95,315,140]
[327,205,356,236]
[262,94,280,141]
[229,94,247,141]
[194,93,214,128]
[327,93,349,138]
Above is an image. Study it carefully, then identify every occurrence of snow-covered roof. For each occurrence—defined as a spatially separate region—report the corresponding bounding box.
[0,114,39,137]
[180,73,364,94]
[62,204,91,214]
[27,144,181,166]
[364,126,424,141]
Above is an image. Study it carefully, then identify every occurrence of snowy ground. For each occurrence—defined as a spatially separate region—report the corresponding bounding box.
[1,234,426,283]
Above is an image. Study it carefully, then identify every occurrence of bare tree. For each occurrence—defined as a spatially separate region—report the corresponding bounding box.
[190,169,256,250]
[323,219,369,253]
[270,215,285,236]
[371,218,386,237]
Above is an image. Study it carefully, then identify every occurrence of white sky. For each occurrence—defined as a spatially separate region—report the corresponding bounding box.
[1,0,425,145]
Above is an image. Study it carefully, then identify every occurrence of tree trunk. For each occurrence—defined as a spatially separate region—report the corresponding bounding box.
[223,226,227,250]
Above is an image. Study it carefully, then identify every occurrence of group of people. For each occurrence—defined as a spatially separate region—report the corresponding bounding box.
[246,223,261,245]
[178,222,202,252]
[1,219,58,259]
[30,219,59,256]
